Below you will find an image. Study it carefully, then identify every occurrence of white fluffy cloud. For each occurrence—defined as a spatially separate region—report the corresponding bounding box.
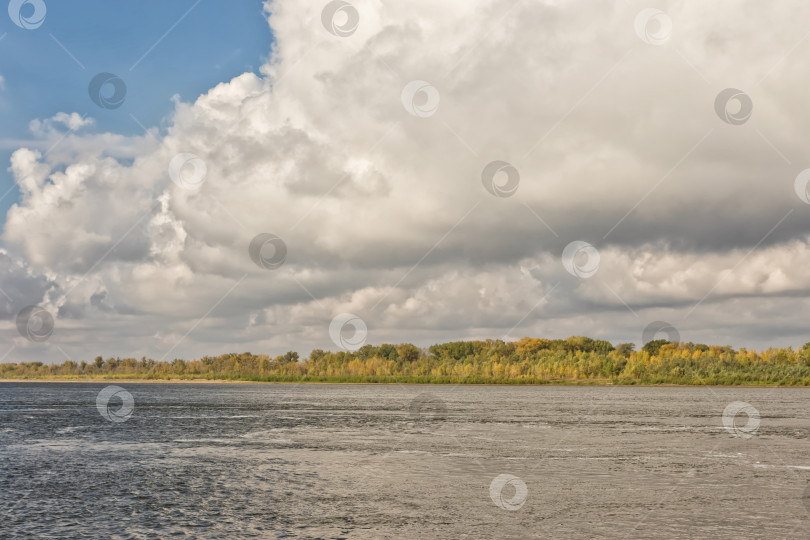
[3,0,810,362]
[29,112,95,136]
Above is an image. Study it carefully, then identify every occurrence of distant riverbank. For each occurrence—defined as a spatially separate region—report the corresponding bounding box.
[1,377,807,387]
[4,337,810,387]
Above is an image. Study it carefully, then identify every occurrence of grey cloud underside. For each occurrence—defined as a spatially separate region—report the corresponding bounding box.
[3,0,810,362]
[0,251,58,319]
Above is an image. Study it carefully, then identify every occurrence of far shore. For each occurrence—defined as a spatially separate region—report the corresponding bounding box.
[1,378,808,388]
[0,378,268,384]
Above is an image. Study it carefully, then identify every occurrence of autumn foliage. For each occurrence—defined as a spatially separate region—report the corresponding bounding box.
[3,337,810,385]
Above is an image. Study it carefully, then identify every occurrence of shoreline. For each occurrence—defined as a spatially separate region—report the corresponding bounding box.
[0,378,807,388]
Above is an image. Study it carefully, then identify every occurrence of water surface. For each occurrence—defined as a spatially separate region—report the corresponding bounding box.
[1,383,808,538]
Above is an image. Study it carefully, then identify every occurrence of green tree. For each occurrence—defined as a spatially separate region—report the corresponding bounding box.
[280,351,299,364]
[616,343,635,357]
[642,339,670,356]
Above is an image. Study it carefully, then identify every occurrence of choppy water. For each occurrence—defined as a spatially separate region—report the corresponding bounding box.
[0,383,808,539]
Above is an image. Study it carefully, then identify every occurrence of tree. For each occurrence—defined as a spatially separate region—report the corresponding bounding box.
[378,344,398,361]
[616,343,635,357]
[172,358,187,374]
[356,344,375,360]
[396,343,420,363]
[592,339,615,354]
[642,339,670,356]
[280,351,299,364]
[515,337,551,356]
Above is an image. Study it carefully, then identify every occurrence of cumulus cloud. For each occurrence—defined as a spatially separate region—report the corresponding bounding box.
[0,249,57,319]
[2,0,810,362]
[29,112,95,136]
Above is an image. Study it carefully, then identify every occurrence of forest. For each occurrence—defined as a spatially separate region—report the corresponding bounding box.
[3,336,810,385]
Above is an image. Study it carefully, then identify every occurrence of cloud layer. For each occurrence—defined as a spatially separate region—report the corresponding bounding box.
[3,0,810,362]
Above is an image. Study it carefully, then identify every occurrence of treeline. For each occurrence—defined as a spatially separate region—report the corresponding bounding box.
[3,337,810,385]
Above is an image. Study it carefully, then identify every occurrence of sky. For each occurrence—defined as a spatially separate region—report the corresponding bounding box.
[3,0,810,364]
[0,0,271,215]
